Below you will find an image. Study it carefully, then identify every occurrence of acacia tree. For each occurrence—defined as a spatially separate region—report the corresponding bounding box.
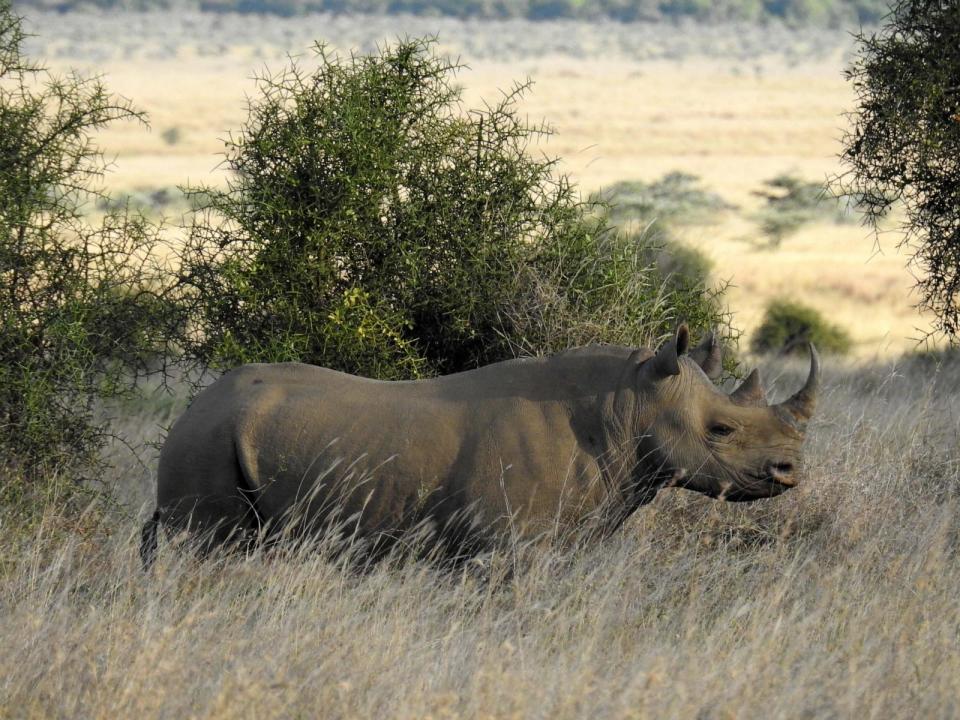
[0,2,179,482]
[839,0,960,339]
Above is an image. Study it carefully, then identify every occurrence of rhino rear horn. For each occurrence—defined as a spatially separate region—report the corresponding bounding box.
[730,368,767,406]
[690,329,723,380]
[650,324,690,378]
[778,343,821,428]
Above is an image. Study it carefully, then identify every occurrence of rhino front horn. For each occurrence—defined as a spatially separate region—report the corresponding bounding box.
[780,343,821,427]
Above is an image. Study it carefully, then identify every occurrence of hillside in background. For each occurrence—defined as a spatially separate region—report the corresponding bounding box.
[17,0,890,25]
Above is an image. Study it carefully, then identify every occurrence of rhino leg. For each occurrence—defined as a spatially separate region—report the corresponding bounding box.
[160,490,261,555]
[156,438,264,556]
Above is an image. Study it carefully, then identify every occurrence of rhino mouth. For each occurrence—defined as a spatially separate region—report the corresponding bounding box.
[717,469,796,503]
[765,464,797,488]
[744,462,797,489]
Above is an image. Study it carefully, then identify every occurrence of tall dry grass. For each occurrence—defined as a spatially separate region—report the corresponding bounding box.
[1,355,958,719]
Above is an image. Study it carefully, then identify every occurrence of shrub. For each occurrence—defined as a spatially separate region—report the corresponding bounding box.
[588,173,720,314]
[0,2,180,481]
[180,38,734,381]
[750,299,852,355]
[646,235,713,290]
[751,173,857,247]
[595,172,736,229]
[501,224,733,359]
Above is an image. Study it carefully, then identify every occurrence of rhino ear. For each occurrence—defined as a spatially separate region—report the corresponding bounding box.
[650,324,689,379]
[628,347,655,367]
[690,329,723,380]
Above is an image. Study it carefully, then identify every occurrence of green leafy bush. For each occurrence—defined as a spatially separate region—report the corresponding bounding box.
[652,239,713,289]
[0,2,180,480]
[180,39,546,378]
[751,173,859,247]
[502,223,732,358]
[595,172,736,229]
[750,299,852,355]
[592,173,721,293]
[181,38,734,380]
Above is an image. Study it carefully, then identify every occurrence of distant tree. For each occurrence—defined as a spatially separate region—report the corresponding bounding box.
[838,0,960,339]
[751,173,857,248]
[0,1,179,482]
[595,172,736,228]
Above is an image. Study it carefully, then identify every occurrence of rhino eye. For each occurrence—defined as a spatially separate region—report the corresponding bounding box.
[709,423,736,438]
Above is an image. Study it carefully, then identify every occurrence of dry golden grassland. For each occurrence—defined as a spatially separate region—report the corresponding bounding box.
[6,16,958,716]
[2,356,959,718]
[28,10,935,356]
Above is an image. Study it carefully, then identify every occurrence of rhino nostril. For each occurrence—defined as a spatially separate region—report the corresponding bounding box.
[771,462,794,475]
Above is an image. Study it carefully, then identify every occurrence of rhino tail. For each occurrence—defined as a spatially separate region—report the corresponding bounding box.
[140,509,161,572]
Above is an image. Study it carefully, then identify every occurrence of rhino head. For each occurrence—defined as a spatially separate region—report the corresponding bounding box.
[634,325,820,502]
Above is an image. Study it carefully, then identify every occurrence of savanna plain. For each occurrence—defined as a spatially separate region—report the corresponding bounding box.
[3,10,960,719]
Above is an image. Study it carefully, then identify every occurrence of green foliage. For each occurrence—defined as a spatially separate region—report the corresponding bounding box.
[0,2,179,479]
[750,298,852,355]
[181,40,544,378]
[180,39,733,380]
[501,223,732,358]
[596,172,736,229]
[590,172,720,293]
[752,173,857,247]
[593,172,716,317]
[838,0,960,339]
[650,236,713,289]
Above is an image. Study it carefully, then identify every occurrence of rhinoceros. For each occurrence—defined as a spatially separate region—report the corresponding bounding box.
[141,326,819,565]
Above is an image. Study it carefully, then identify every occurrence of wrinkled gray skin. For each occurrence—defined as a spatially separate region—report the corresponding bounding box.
[145,326,819,563]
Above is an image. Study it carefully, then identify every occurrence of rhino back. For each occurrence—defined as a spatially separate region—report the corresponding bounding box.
[162,348,639,541]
